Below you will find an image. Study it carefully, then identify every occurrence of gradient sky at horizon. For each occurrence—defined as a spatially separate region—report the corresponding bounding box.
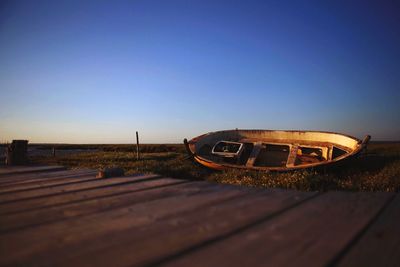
[1,0,399,143]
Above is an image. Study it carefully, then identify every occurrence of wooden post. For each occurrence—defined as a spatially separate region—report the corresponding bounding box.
[136,131,140,160]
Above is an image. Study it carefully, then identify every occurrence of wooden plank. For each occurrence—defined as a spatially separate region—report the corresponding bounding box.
[0,169,72,185]
[0,174,162,215]
[48,188,315,267]
[0,175,162,203]
[0,168,96,186]
[0,179,191,232]
[0,165,66,176]
[246,141,262,167]
[0,182,255,266]
[0,178,188,229]
[160,192,392,267]
[0,171,98,193]
[286,144,299,167]
[1,165,395,267]
[336,194,400,267]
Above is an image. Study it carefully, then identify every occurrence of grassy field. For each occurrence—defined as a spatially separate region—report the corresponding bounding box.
[29,142,400,192]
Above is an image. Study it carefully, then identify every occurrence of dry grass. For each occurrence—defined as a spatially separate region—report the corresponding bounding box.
[30,142,400,192]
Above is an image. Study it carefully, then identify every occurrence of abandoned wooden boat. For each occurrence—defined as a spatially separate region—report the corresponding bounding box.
[184,130,370,171]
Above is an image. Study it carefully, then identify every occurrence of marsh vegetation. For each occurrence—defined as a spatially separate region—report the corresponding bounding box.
[28,142,400,192]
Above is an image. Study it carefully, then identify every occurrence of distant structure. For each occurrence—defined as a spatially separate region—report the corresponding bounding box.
[5,140,29,165]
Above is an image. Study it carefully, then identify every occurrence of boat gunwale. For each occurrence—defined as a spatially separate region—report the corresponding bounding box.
[189,129,362,142]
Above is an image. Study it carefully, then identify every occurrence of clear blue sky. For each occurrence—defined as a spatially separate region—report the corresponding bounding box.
[1,0,399,143]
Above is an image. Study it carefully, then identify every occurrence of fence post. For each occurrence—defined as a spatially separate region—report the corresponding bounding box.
[136,131,140,160]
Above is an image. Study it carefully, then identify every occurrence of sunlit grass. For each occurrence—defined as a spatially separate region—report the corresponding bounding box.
[31,142,400,192]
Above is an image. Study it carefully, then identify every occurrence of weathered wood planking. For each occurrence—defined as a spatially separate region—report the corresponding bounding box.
[0,181,233,232]
[0,174,164,215]
[0,180,190,232]
[0,166,398,267]
[0,165,65,176]
[337,194,400,267]
[0,170,98,193]
[159,192,393,267]
[0,175,166,203]
[0,184,254,265]
[0,169,80,186]
[55,190,316,267]
[0,168,97,188]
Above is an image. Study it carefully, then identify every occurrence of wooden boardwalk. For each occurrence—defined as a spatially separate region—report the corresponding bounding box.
[0,166,398,267]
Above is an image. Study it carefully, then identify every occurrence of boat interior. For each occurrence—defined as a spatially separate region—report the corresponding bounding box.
[193,130,360,168]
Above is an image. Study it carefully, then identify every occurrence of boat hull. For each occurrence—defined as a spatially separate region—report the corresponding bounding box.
[184,130,370,171]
